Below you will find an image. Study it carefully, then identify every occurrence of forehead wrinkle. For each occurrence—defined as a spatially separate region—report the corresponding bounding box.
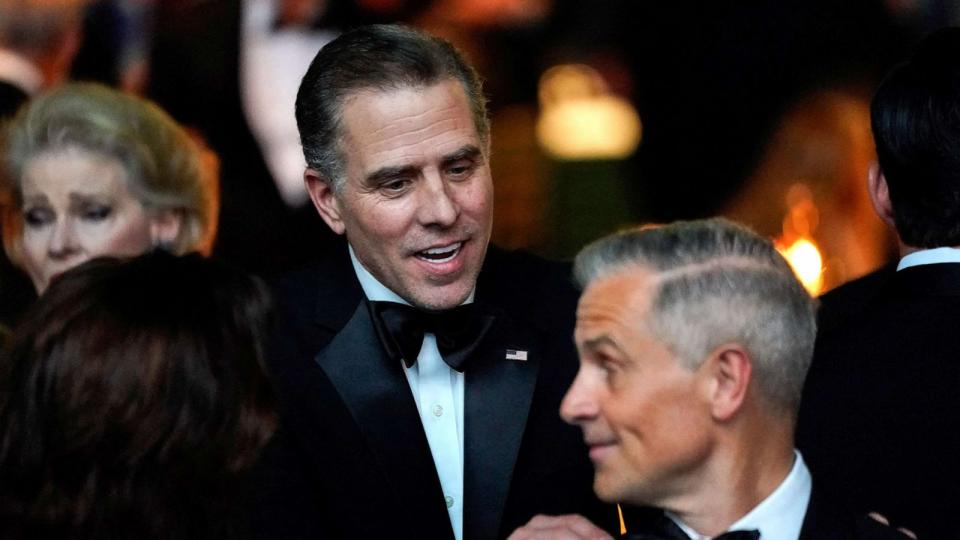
[369,116,465,151]
[368,99,460,135]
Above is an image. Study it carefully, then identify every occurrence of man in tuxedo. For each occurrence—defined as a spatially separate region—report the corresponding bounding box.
[796,27,960,539]
[253,24,613,539]
[509,219,913,539]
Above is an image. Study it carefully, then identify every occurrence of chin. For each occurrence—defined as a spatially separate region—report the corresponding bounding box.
[593,476,624,504]
[415,282,475,310]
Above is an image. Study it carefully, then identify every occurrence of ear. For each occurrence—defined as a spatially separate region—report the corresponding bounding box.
[149,209,183,248]
[868,163,897,230]
[304,169,346,235]
[700,343,752,422]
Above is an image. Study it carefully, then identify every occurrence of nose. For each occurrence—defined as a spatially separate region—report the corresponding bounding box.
[48,218,80,259]
[560,367,600,426]
[417,170,459,228]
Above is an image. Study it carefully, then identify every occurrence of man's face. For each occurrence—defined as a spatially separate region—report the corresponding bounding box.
[309,80,493,310]
[561,269,714,507]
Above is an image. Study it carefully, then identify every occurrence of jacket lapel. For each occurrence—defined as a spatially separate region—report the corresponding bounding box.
[463,314,540,540]
[316,302,455,539]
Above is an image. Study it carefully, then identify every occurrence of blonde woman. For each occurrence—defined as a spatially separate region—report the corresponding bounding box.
[1,82,218,294]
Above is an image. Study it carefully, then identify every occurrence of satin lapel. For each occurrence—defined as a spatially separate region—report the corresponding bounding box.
[316,302,454,539]
[463,318,540,540]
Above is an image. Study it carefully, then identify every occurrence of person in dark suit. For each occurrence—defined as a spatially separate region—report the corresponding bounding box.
[252,24,614,540]
[796,27,960,539]
[509,219,914,540]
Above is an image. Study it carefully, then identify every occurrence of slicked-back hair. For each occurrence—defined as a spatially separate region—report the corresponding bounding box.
[0,251,277,539]
[574,218,817,416]
[295,24,489,192]
[872,27,960,248]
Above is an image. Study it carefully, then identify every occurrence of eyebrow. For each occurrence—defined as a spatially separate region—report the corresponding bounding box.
[366,164,419,186]
[364,144,484,185]
[580,335,624,355]
[441,145,483,166]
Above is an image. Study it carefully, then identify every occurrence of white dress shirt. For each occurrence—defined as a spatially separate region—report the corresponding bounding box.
[897,246,960,271]
[350,247,467,540]
[240,0,336,207]
[667,451,812,540]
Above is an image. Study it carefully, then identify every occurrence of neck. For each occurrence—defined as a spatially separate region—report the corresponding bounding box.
[666,417,795,537]
[899,241,920,259]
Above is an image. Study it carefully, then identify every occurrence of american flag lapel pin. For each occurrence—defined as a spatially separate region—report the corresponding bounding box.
[505,349,528,361]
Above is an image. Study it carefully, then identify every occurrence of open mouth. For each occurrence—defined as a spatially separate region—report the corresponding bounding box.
[415,241,463,264]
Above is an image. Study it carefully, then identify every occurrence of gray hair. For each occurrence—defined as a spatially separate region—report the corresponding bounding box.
[295,24,489,193]
[1,83,219,260]
[573,218,817,416]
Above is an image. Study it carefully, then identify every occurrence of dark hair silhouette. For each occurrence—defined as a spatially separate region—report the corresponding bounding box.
[872,27,960,247]
[0,251,277,539]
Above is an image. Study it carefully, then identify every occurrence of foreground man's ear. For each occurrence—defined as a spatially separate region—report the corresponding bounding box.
[305,169,346,235]
[867,163,897,230]
[703,344,752,422]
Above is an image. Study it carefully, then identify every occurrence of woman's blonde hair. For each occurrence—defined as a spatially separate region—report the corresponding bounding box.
[0,82,219,263]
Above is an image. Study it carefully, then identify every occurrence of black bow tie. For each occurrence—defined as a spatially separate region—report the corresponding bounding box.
[368,301,495,372]
[626,513,760,540]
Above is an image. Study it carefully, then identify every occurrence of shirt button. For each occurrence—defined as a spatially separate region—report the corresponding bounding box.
[445,495,455,508]
[432,404,444,417]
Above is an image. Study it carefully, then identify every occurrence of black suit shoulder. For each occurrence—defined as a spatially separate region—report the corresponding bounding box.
[478,246,578,339]
[798,262,960,538]
[815,263,896,337]
[800,486,916,540]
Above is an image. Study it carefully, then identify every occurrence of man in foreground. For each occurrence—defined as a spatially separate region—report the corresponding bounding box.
[253,24,612,539]
[797,27,960,538]
[510,219,913,539]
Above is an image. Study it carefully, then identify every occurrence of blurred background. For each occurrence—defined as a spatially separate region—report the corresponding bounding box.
[9,0,959,293]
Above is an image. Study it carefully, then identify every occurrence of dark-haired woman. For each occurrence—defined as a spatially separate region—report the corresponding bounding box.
[0,251,276,539]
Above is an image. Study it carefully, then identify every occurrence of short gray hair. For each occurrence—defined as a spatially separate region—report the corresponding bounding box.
[573,218,817,415]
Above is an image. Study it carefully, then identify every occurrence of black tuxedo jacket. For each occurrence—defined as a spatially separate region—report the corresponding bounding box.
[797,262,959,538]
[252,243,613,539]
[622,485,910,539]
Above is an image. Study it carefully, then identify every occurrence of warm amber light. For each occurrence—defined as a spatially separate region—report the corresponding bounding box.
[779,237,824,296]
[536,64,642,160]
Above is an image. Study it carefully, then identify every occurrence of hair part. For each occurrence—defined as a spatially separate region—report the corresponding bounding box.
[295,24,489,192]
[574,218,817,416]
[871,27,960,248]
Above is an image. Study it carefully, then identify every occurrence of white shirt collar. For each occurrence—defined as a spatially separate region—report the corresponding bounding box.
[897,246,960,271]
[667,451,812,540]
[348,245,475,305]
[0,48,43,96]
